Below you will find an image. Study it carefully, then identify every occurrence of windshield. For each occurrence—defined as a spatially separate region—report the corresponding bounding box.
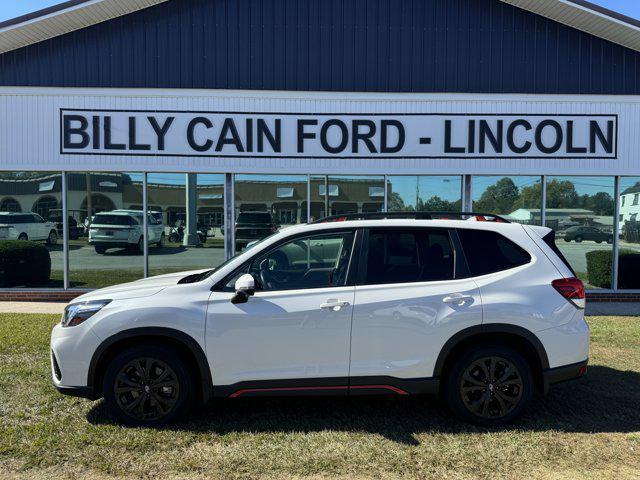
[92,214,134,226]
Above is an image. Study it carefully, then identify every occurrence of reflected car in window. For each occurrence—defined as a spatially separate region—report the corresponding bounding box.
[0,212,58,244]
[563,226,613,244]
[88,210,165,254]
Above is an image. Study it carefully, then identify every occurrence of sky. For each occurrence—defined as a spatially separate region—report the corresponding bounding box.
[1,0,640,22]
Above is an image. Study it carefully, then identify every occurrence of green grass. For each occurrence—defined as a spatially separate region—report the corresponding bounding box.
[1,315,640,479]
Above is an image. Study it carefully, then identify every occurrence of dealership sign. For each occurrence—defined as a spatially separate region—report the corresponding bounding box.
[60,109,617,159]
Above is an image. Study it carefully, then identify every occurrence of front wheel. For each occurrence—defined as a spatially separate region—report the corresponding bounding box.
[443,345,533,426]
[46,230,58,245]
[102,345,195,426]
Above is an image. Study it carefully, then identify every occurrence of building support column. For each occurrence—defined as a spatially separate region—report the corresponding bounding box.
[224,173,235,259]
[62,171,69,290]
[613,176,620,291]
[183,173,201,247]
[383,175,388,213]
[143,173,149,278]
[306,175,311,222]
[462,175,473,211]
[541,175,547,226]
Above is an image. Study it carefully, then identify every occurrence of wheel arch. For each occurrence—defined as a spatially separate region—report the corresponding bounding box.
[434,324,550,391]
[88,327,213,403]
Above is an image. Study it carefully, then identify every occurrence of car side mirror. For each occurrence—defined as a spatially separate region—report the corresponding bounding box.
[231,274,255,304]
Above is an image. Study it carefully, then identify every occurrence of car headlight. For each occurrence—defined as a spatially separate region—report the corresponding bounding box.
[61,300,111,328]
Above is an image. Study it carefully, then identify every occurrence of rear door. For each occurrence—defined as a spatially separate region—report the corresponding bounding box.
[349,227,482,382]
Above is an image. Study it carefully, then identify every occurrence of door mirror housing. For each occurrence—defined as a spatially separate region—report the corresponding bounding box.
[231,274,255,304]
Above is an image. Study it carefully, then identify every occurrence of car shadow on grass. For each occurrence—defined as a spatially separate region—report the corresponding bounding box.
[86,365,640,445]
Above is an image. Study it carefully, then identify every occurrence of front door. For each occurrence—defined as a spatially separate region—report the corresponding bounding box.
[206,229,357,390]
[349,227,482,382]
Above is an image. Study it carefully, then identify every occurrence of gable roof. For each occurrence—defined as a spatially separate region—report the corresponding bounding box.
[0,0,167,54]
[0,0,639,56]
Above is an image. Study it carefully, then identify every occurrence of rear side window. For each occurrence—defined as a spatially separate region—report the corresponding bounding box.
[458,229,531,276]
[362,228,454,285]
[542,230,575,275]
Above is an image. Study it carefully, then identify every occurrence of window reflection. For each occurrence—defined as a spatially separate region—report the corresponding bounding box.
[0,171,63,288]
[545,176,614,289]
[234,174,307,252]
[67,172,144,288]
[618,178,640,289]
[387,176,462,212]
[146,173,226,276]
[310,175,385,220]
[472,176,542,223]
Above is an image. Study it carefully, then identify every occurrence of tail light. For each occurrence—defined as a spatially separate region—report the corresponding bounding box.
[552,277,585,309]
[271,224,278,232]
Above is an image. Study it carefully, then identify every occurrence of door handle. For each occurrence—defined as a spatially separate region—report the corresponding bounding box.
[442,293,473,305]
[320,299,350,311]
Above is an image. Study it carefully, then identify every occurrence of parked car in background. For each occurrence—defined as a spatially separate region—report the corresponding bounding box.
[0,212,58,244]
[52,212,589,427]
[234,211,278,250]
[563,225,613,244]
[89,210,165,254]
[49,211,82,240]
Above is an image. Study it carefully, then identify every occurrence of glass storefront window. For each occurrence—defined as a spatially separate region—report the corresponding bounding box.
[234,174,307,252]
[472,176,542,223]
[545,176,615,289]
[387,176,462,212]
[0,171,63,288]
[146,173,225,276]
[618,177,640,289]
[67,172,144,288]
[310,175,385,220]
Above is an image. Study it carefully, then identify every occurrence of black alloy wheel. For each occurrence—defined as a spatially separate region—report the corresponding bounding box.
[103,346,194,426]
[445,346,533,426]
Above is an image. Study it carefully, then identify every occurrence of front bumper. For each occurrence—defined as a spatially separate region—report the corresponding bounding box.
[542,359,588,394]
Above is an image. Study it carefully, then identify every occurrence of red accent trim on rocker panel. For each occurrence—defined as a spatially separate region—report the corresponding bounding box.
[228,384,409,398]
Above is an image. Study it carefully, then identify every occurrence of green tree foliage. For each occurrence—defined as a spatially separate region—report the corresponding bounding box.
[474,178,519,214]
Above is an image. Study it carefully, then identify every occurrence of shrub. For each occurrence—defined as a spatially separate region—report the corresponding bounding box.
[586,248,640,289]
[586,250,612,288]
[0,241,51,287]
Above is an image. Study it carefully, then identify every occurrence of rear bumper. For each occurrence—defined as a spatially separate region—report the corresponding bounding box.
[542,359,588,393]
[89,240,133,247]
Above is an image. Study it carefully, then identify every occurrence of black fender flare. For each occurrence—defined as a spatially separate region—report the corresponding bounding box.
[433,323,550,377]
[87,327,213,402]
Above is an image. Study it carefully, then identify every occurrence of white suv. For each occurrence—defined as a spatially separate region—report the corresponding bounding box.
[0,212,58,244]
[51,213,589,426]
[89,210,165,254]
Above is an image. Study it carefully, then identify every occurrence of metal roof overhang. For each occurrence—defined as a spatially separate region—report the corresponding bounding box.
[0,0,639,55]
[0,0,167,54]
[501,0,640,52]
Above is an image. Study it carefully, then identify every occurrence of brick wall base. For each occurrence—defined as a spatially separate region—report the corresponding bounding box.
[0,290,639,303]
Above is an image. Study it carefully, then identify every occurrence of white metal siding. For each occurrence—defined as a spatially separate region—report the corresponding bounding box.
[1,87,640,175]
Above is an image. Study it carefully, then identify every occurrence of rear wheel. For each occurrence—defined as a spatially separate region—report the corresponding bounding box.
[103,345,195,426]
[157,233,166,248]
[17,233,28,241]
[46,230,58,245]
[444,345,533,426]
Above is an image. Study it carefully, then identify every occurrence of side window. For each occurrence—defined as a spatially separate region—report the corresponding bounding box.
[248,231,356,291]
[457,228,531,276]
[362,228,454,285]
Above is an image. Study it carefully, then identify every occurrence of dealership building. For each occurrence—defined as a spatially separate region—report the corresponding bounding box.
[1,0,640,300]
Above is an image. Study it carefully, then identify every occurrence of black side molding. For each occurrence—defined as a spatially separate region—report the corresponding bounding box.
[542,359,588,394]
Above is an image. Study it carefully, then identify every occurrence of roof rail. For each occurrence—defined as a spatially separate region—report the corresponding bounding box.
[312,211,511,224]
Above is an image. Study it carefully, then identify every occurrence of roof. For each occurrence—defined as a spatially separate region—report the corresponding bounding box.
[621,182,640,196]
[0,0,639,55]
[0,0,167,55]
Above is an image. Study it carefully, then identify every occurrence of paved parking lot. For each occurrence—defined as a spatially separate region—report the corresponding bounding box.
[48,244,225,271]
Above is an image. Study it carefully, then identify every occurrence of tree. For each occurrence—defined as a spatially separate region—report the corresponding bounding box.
[586,191,614,216]
[545,179,580,209]
[474,177,519,214]
[387,192,412,212]
[419,195,458,212]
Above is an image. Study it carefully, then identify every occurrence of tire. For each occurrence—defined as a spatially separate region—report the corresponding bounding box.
[607,236,613,244]
[17,233,28,241]
[157,233,165,248]
[137,236,144,254]
[443,345,533,426]
[46,230,58,245]
[574,236,583,243]
[102,345,195,426]
[94,246,106,254]
[168,233,179,243]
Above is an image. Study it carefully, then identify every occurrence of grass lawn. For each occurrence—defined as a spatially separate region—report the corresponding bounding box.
[1,315,639,479]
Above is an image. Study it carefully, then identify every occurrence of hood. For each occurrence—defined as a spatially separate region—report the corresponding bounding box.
[71,268,210,303]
